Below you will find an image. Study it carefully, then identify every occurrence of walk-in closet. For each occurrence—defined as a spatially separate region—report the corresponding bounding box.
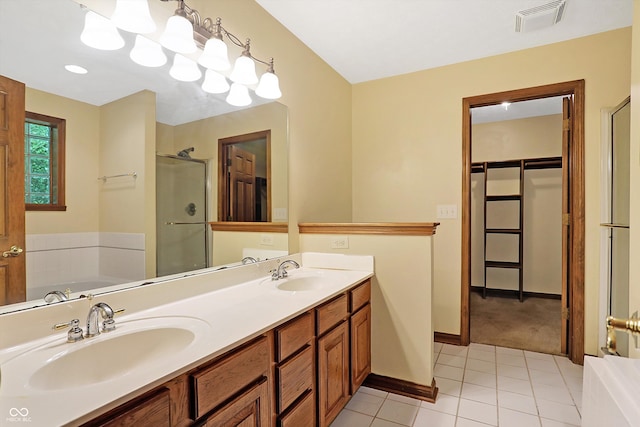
[470,97,564,354]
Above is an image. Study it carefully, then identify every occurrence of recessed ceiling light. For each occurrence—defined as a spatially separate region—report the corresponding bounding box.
[65,64,88,74]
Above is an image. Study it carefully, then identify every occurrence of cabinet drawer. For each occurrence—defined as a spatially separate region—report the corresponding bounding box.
[316,294,348,336]
[191,335,270,419]
[276,311,313,362]
[277,344,314,412]
[350,280,371,313]
[278,390,315,427]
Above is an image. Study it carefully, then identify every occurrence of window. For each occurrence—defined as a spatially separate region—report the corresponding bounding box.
[24,112,66,211]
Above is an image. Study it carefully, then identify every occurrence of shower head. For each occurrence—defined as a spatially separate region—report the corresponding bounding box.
[177,147,195,158]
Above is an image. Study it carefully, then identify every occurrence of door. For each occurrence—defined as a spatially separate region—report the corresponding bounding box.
[156,155,208,277]
[226,145,256,222]
[0,74,26,305]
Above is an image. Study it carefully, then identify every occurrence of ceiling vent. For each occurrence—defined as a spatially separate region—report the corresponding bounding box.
[515,0,566,32]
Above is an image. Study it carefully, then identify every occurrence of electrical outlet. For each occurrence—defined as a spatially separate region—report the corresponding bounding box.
[330,236,349,249]
[260,234,275,246]
[437,204,458,219]
[273,208,288,221]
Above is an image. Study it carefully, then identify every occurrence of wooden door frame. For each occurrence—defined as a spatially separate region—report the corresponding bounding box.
[461,80,585,364]
[217,129,271,222]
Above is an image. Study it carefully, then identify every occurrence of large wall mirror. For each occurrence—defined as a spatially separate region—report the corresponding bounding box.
[0,0,289,313]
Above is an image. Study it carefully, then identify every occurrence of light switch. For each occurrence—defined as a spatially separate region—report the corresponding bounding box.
[437,204,458,219]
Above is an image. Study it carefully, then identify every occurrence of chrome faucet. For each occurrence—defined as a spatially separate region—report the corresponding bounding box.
[272,260,300,280]
[242,256,258,264]
[44,290,68,303]
[86,302,116,338]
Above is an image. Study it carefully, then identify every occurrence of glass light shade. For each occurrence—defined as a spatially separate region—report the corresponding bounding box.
[198,38,230,71]
[111,0,156,34]
[80,11,125,51]
[226,83,252,107]
[229,55,258,85]
[202,69,230,94]
[159,15,197,54]
[169,54,202,82]
[130,35,167,67]
[255,72,282,99]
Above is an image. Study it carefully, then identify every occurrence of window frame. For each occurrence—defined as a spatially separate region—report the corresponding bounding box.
[25,111,66,211]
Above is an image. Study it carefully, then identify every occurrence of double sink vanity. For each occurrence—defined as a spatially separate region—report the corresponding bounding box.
[0,253,374,427]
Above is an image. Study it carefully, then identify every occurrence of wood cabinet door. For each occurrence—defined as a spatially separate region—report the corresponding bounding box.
[87,389,171,427]
[0,74,26,305]
[350,304,371,392]
[201,379,270,427]
[317,321,349,427]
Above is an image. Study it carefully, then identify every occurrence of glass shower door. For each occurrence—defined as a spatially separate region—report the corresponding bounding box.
[605,98,630,356]
[156,155,208,277]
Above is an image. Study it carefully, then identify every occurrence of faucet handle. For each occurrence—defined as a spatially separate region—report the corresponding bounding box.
[53,319,84,343]
[102,308,125,333]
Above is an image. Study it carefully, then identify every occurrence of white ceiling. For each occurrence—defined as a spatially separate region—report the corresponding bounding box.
[0,0,632,125]
[255,0,632,84]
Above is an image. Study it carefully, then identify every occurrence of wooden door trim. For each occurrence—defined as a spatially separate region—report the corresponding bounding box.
[218,130,271,222]
[461,80,585,364]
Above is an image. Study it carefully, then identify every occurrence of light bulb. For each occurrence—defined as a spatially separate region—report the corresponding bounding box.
[202,69,230,94]
[130,35,167,67]
[226,83,252,107]
[169,54,202,82]
[160,15,197,54]
[111,0,156,34]
[80,11,124,51]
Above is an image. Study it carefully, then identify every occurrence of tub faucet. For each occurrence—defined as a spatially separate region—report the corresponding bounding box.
[44,290,68,303]
[86,302,116,338]
[272,260,300,280]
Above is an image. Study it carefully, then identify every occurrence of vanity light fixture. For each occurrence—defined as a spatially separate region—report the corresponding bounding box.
[80,10,125,50]
[80,0,282,106]
[160,0,281,101]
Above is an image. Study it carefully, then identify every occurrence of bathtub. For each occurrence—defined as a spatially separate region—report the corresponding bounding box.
[26,277,129,301]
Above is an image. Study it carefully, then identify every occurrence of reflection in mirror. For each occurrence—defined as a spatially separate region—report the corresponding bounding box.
[0,0,289,313]
[219,130,271,222]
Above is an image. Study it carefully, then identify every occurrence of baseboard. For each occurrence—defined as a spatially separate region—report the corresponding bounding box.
[434,332,462,345]
[362,374,438,403]
[470,286,561,300]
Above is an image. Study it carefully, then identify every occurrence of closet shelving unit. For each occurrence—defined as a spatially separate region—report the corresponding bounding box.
[472,156,562,302]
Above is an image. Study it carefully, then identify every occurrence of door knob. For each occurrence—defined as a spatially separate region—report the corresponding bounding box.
[2,245,23,258]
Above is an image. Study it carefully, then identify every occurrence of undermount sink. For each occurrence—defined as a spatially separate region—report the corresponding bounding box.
[5,316,211,392]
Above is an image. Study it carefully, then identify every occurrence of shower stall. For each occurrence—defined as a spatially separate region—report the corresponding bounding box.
[156,154,209,277]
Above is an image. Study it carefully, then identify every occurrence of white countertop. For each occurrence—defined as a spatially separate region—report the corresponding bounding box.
[0,254,373,426]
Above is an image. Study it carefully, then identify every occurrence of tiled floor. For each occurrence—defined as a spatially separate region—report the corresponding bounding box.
[330,342,583,427]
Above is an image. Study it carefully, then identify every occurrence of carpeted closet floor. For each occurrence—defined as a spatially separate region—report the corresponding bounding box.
[470,291,562,355]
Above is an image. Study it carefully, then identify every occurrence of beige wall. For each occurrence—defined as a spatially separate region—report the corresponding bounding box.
[183,0,354,255]
[99,91,157,276]
[352,28,632,355]
[300,234,434,386]
[171,102,288,222]
[25,88,100,234]
[471,115,562,295]
[628,0,640,359]
[212,231,288,266]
